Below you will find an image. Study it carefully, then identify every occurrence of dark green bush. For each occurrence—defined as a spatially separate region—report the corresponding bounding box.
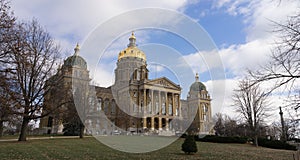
[182,135,198,154]
[198,135,247,144]
[257,138,297,151]
[180,133,187,138]
[63,122,80,136]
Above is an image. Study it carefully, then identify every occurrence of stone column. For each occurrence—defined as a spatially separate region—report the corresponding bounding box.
[172,93,175,116]
[158,91,161,115]
[165,92,168,115]
[178,94,181,117]
[143,89,147,114]
[143,117,147,129]
[137,90,140,113]
[158,117,162,130]
[151,90,154,114]
[166,118,169,131]
[151,117,154,130]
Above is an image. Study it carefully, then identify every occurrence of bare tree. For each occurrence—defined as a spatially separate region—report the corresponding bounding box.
[213,113,253,137]
[0,0,17,137]
[0,74,14,137]
[232,79,270,146]
[0,0,15,62]
[284,119,299,140]
[7,20,61,141]
[249,13,300,110]
[213,113,225,136]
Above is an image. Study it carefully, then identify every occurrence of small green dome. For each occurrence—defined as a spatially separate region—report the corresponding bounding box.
[190,81,206,92]
[64,55,87,69]
[189,73,206,91]
[63,44,87,69]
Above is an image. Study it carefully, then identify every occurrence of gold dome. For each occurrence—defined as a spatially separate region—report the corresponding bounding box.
[118,32,146,61]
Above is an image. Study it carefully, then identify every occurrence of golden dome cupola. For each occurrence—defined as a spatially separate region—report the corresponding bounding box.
[128,32,136,47]
[118,32,146,61]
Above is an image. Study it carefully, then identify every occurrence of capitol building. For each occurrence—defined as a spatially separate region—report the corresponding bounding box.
[40,32,213,136]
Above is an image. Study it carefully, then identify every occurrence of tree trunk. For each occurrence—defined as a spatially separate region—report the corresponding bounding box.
[254,135,258,147]
[18,117,29,141]
[79,123,84,138]
[0,121,3,137]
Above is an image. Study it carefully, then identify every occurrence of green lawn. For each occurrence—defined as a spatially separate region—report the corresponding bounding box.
[0,136,297,160]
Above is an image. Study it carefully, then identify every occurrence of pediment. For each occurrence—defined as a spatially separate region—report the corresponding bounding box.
[146,77,181,90]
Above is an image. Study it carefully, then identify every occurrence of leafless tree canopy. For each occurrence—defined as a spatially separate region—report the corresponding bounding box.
[2,19,62,141]
[0,0,17,137]
[249,13,300,110]
[10,20,60,116]
[232,79,270,146]
[0,0,15,64]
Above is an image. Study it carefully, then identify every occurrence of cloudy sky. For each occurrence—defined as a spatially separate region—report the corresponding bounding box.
[10,0,300,120]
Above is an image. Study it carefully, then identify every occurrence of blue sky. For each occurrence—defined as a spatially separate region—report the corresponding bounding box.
[10,0,300,118]
[185,1,247,47]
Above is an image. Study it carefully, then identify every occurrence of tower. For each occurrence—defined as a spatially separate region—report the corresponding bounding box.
[114,32,147,87]
[186,73,212,134]
[40,44,90,134]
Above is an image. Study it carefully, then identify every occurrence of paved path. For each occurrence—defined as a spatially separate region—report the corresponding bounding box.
[0,136,91,142]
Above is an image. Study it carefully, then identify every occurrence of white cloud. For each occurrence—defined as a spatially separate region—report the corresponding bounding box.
[148,64,166,73]
[245,0,300,41]
[204,78,238,115]
[219,39,272,76]
[10,0,299,120]
[212,0,251,16]
[10,0,191,51]
[204,77,291,123]
[215,0,300,77]
[92,61,117,87]
[212,0,300,41]
[184,0,300,119]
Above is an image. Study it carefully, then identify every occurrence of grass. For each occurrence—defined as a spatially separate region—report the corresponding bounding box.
[0,136,297,160]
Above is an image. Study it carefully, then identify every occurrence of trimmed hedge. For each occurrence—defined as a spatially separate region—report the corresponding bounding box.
[185,134,297,151]
[258,138,297,151]
[197,135,248,144]
[182,135,198,154]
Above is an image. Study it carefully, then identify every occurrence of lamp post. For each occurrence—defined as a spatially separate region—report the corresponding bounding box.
[279,106,286,142]
[244,124,246,137]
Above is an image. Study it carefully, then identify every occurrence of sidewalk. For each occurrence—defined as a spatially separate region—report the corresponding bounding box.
[0,136,90,142]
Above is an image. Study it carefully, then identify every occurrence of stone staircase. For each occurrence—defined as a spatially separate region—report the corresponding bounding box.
[159,130,175,136]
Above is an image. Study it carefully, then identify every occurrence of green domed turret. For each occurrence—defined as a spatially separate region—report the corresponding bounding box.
[63,44,87,69]
[189,73,206,91]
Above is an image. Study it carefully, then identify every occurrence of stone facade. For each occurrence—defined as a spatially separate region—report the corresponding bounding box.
[40,33,213,135]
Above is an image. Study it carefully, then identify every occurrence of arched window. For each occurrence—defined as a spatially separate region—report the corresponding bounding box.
[155,95,159,114]
[203,104,208,113]
[162,103,166,115]
[111,100,116,114]
[148,94,152,113]
[169,103,173,115]
[97,98,102,111]
[88,97,94,112]
[140,99,144,113]
[88,119,92,126]
[104,98,109,114]
[136,71,140,80]
[133,91,137,97]
[133,103,137,112]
